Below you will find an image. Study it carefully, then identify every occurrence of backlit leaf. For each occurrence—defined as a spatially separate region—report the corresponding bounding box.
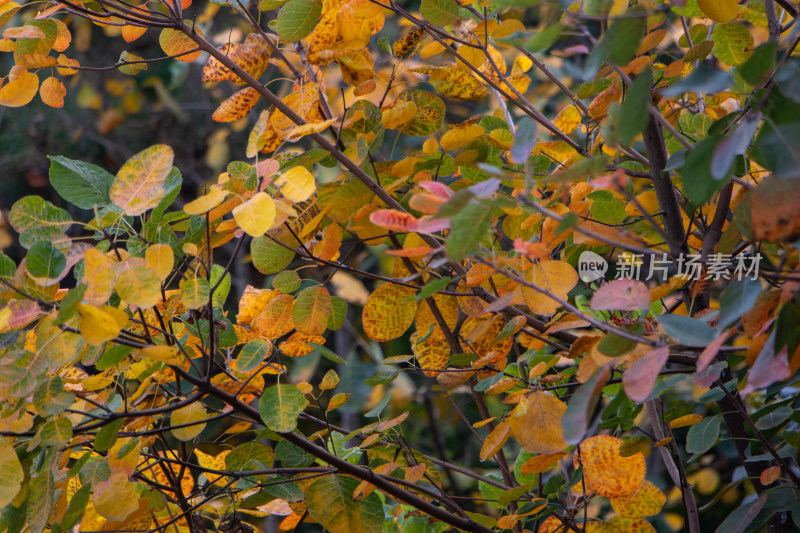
[304,475,385,533]
[234,192,276,236]
[576,435,646,497]
[110,144,174,216]
[362,283,417,341]
[159,27,201,62]
[509,391,568,454]
[0,67,38,107]
[0,444,24,509]
[292,286,331,335]
[39,76,65,108]
[259,384,307,432]
[276,166,315,202]
[522,260,579,316]
[171,402,207,440]
[212,87,261,123]
[114,258,161,308]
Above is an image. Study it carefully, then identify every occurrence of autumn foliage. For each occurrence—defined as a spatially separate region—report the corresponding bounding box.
[2,0,800,532]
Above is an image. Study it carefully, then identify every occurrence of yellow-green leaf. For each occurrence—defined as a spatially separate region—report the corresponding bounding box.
[110,144,175,216]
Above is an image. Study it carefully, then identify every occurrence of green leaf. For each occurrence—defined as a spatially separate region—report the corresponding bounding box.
[276,0,322,42]
[180,277,209,310]
[618,68,651,146]
[27,470,55,533]
[0,444,24,509]
[36,416,73,448]
[59,484,89,531]
[9,196,72,249]
[310,342,346,364]
[415,277,451,302]
[685,415,720,454]
[251,236,295,274]
[275,439,315,467]
[327,296,348,331]
[446,200,493,262]
[118,51,148,76]
[511,117,537,165]
[33,377,75,417]
[420,0,459,26]
[656,314,716,347]
[226,441,275,473]
[48,156,114,209]
[682,135,729,205]
[740,42,776,86]
[712,23,754,66]
[304,474,385,533]
[259,384,307,433]
[26,240,66,280]
[272,270,301,293]
[238,339,273,373]
[94,418,124,453]
[210,264,231,308]
[755,405,792,430]
[596,331,636,357]
[586,13,646,77]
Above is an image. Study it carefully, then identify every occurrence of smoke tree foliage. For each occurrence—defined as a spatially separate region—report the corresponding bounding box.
[2,0,800,531]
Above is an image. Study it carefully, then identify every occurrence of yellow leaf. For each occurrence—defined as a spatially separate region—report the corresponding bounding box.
[145,243,174,281]
[271,83,321,140]
[276,166,315,203]
[237,285,279,326]
[479,421,511,461]
[194,449,231,485]
[212,87,261,123]
[114,258,162,308]
[75,303,128,345]
[83,248,116,305]
[362,283,417,342]
[668,413,703,429]
[320,369,339,390]
[522,260,578,316]
[0,67,38,107]
[233,192,276,236]
[39,76,65,108]
[184,188,228,215]
[136,345,184,366]
[554,105,582,135]
[440,124,485,151]
[171,402,207,441]
[93,472,139,521]
[381,101,417,130]
[110,144,175,216]
[698,0,738,23]
[508,391,568,454]
[610,480,665,518]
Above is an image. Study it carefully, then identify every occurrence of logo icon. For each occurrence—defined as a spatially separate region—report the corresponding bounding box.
[578,251,608,282]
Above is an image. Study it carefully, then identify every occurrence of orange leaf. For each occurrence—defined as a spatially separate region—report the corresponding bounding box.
[212,87,260,122]
[39,76,65,108]
[479,421,511,461]
[575,435,646,497]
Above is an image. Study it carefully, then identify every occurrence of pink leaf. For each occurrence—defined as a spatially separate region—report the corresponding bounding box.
[418,181,453,198]
[369,209,419,232]
[415,216,450,234]
[622,346,670,403]
[696,329,734,372]
[590,279,650,311]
